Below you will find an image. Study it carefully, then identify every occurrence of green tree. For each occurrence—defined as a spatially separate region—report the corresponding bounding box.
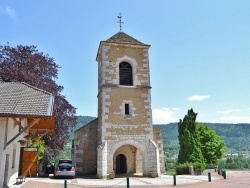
[197,123,225,165]
[178,109,205,165]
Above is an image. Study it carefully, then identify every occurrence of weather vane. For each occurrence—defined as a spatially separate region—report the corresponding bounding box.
[117,13,124,31]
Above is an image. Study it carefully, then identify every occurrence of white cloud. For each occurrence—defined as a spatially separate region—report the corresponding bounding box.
[0,6,16,18]
[187,95,210,101]
[152,108,179,124]
[216,109,241,115]
[219,116,250,123]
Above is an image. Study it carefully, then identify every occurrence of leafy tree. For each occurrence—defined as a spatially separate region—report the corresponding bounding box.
[197,123,225,165]
[178,108,205,165]
[0,44,76,163]
[177,108,226,173]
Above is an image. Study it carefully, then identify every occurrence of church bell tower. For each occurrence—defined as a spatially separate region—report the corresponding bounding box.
[96,31,163,178]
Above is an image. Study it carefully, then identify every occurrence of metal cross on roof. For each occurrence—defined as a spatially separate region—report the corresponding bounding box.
[117,13,124,31]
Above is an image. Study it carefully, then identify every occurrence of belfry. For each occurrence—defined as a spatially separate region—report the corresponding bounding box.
[73,30,165,178]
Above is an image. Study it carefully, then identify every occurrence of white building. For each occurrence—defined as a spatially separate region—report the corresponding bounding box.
[0,81,54,187]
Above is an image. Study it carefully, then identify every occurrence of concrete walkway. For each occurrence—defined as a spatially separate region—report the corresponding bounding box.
[5,170,250,188]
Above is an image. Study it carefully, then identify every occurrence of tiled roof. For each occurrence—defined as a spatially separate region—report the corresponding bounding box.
[0,81,54,117]
[105,32,147,45]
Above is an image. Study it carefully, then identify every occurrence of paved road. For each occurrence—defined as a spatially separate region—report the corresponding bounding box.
[6,170,250,188]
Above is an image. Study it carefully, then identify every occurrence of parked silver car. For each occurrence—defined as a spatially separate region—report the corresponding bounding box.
[54,159,75,178]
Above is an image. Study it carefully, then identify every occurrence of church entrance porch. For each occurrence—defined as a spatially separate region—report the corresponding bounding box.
[113,144,143,174]
[97,139,160,178]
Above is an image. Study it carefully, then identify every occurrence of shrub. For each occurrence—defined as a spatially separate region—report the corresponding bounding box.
[218,159,226,169]
[226,162,238,169]
[175,163,190,175]
[193,162,205,172]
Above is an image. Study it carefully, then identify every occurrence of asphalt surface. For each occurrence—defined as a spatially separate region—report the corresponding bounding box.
[5,170,250,188]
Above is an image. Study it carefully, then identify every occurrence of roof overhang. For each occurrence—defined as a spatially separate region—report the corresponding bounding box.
[28,111,55,135]
[4,111,55,147]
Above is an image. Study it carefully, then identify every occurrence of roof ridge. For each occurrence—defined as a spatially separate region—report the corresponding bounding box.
[105,31,147,46]
[0,81,54,117]
[18,82,53,96]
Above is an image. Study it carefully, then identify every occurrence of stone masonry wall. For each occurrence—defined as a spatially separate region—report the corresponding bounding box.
[153,126,166,173]
[95,40,163,177]
[102,87,153,140]
[73,119,98,175]
[97,43,152,143]
[98,44,150,88]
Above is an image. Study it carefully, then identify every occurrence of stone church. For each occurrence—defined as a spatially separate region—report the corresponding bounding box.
[73,31,165,178]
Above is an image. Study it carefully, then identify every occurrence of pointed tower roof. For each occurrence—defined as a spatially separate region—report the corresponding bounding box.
[96,31,150,61]
[105,32,147,46]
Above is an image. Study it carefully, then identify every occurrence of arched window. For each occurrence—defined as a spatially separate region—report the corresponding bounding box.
[119,62,133,86]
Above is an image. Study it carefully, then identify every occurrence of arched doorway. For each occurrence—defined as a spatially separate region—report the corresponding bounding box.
[113,144,143,175]
[116,154,127,174]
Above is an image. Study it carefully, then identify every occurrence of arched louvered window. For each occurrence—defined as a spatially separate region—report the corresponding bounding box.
[119,62,133,86]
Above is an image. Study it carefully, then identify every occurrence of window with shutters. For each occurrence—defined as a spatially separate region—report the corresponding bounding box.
[119,62,133,86]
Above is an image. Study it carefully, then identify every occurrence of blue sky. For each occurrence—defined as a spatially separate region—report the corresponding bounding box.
[1,1,250,124]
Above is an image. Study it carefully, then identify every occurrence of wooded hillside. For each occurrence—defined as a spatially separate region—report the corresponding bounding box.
[73,116,250,153]
[155,123,250,153]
